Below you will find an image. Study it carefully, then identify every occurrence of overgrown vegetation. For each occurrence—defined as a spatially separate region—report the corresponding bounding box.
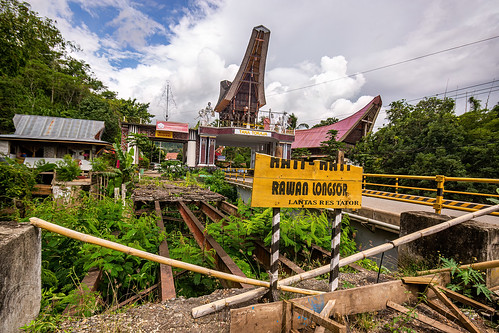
[0,0,153,141]
[0,156,36,211]
[349,97,498,201]
[205,200,377,278]
[21,195,163,331]
[440,256,492,302]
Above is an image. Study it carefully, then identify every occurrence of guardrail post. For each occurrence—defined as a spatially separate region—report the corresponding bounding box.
[395,178,399,194]
[434,175,445,214]
[362,175,366,189]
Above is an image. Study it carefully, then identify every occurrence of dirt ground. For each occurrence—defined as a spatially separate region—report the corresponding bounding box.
[57,270,498,332]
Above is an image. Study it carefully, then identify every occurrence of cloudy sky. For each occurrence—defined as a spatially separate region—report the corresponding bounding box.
[27,0,499,129]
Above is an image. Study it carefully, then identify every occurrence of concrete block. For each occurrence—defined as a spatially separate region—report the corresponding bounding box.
[398,211,499,287]
[0,222,41,333]
[345,206,400,227]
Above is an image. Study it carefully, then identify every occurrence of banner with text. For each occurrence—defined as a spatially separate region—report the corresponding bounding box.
[251,153,362,208]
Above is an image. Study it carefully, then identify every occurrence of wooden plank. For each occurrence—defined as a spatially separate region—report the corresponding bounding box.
[425,299,461,325]
[437,285,496,315]
[429,284,481,333]
[387,301,462,333]
[402,274,450,289]
[230,302,285,333]
[291,302,346,333]
[155,201,176,300]
[315,300,336,333]
[279,254,306,274]
[230,279,420,333]
[402,276,436,285]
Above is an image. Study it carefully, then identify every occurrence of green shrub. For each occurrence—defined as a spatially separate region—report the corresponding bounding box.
[55,155,81,181]
[0,156,36,210]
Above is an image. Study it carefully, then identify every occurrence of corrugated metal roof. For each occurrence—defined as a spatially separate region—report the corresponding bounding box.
[0,114,107,144]
[292,95,382,149]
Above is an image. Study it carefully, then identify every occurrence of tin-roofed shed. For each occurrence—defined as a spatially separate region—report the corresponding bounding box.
[0,114,109,161]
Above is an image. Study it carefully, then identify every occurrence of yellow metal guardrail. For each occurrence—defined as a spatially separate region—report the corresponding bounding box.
[223,168,253,186]
[223,168,499,216]
[362,173,499,216]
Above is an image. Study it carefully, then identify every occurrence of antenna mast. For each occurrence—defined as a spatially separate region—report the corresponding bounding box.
[161,81,176,121]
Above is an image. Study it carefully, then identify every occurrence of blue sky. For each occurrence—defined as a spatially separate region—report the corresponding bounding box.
[27,0,499,127]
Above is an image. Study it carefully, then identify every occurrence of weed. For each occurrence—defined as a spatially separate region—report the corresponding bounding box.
[353,312,378,331]
[440,256,493,301]
[342,280,355,289]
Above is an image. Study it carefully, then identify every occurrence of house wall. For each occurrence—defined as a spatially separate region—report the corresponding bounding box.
[0,140,9,155]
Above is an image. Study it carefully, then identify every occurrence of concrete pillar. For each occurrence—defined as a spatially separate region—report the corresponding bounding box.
[0,222,41,333]
[186,140,197,167]
[398,211,499,287]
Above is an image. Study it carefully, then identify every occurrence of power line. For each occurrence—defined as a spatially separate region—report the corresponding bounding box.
[301,80,498,125]
[266,35,499,97]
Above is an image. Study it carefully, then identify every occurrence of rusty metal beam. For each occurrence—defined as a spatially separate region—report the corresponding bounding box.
[155,201,176,300]
[253,240,305,275]
[218,201,239,216]
[177,201,251,289]
[199,201,226,223]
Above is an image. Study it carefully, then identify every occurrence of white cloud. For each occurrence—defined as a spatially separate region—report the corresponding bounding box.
[25,0,499,128]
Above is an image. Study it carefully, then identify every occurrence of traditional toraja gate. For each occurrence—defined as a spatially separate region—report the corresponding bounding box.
[196,25,294,168]
[251,153,363,299]
[121,25,295,168]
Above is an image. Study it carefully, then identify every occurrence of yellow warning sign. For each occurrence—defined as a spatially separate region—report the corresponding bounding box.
[155,130,173,138]
[251,153,362,208]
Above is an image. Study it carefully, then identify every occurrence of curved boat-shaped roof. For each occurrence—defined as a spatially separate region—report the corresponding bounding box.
[292,95,382,149]
[215,25,270,113]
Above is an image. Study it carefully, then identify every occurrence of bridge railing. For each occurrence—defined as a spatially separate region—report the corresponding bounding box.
[363,173,499,215]
[222,168,499,216]
[223,168,254,184]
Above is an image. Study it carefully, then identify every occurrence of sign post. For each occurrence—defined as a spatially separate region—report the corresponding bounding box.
[269,207,280,301]
[251,153,362,298]
[329,208,342,291]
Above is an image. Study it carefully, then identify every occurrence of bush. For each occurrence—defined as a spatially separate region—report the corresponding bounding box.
[55,155,81,181]
[203,169,237,202]
[0,156,36,210]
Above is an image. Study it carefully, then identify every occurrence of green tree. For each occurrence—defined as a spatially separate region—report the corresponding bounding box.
[458,103,499,178]
[351,97,466,176]
[287,113,297,129]
[127,133,160,163]
[0,0,151,144]
[312,117,339,128]
[291,147,311,160]
[320,129,344,162]
[115,98,153,124]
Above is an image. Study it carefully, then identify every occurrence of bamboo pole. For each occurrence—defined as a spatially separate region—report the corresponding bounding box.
[29,217,322,296]
[192,204,499,318]
[417,259,499,276]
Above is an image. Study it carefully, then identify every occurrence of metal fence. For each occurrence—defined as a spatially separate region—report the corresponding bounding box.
[223,168,499,216]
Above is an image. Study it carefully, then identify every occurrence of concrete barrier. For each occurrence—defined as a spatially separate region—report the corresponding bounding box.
[0,222,41,333]
[398,211,499,287]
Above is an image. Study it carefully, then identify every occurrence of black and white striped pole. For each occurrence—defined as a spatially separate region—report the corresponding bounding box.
[329,208,342,291]
[269,207,280,301]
